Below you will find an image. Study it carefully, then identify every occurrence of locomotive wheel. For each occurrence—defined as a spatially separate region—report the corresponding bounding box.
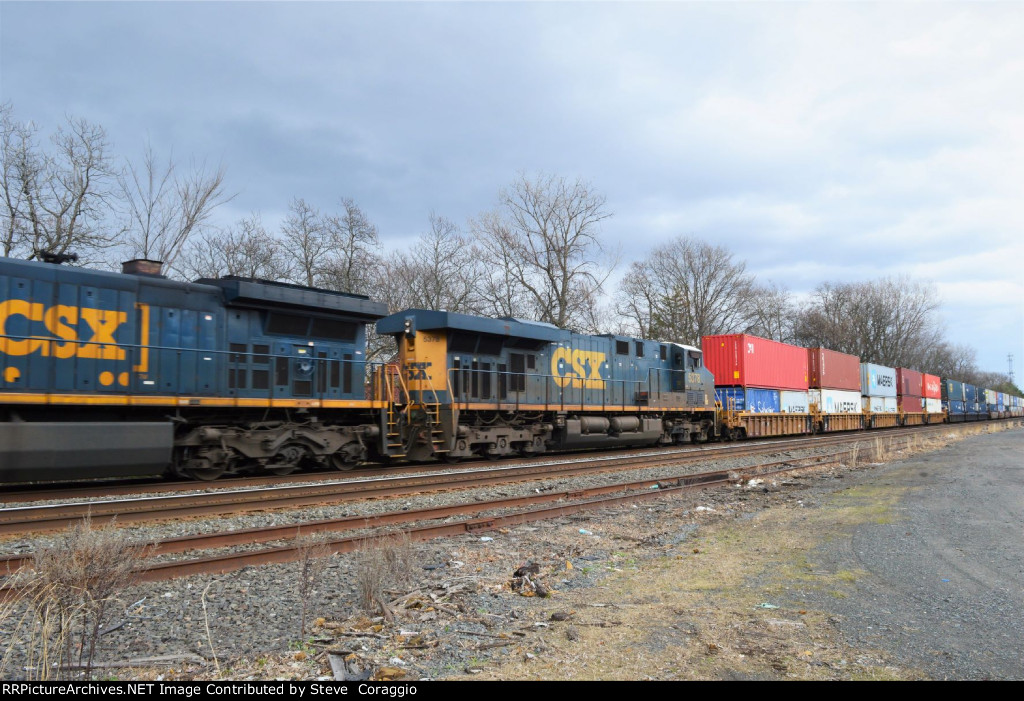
[267,444,306,476]
[330,453,359,471]
[441,453,461,464]
[185,465,227,481]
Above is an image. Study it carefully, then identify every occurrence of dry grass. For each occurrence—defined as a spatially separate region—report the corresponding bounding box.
[354,532,417,619]
[295,534,334,637]
[1,516,150,680]
[458,469,931,681]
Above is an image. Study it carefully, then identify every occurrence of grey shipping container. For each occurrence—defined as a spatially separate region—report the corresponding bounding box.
[860,363,897,398]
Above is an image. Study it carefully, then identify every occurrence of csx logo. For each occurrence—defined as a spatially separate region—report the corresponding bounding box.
[0,300,127,359]
[551,348,607,389]
[406,361,431,381]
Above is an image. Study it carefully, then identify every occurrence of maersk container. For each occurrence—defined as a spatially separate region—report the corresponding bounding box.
[860,363,897,398]
[901,395,924,413]
[863,395,898,413]
[779,390,810,414]
[922,374,941,399]
[942,379,965,402]
[948,400,966,415]
[810,389,862,414]
[924,397,943,413]
[896,368,923,397]
[702,334,808,391]
[715,387,781,413]
[964,384,979,403]
[807,348,861,391]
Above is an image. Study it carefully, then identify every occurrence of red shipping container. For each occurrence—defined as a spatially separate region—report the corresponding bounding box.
[900,395,924,412]
[807,347,861,391]
[922,373,941,399]
[701,334,808,391]
[896,368,923,396]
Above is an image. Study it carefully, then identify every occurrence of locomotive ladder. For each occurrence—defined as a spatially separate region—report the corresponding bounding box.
[419,376,448,456]
[381,368,448,457]
[382,367,410,456]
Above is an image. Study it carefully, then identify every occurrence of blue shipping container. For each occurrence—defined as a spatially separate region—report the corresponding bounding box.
[942,379,965,402]
[964,384,979,403]
[948,400,966,414]
[715,387,781,413]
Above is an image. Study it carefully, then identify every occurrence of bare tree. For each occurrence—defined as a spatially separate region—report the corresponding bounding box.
[472,173,614,330]
[281,197,329,287]
[0,106,118,262]
[180,212,289,281]
[119,141,232,272]
[382,212,484,313]
[793,276,943,367]
[28,117,118,261]
[319,197,381,294]
[745,281,796,343]
[616,262,660,339]
[0,103,32,256]
[615,236,756,345]
[917,341,978,381]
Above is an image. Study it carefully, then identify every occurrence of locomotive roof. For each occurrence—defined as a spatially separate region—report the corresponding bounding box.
[197,276,388,320]
[377,309,567,342]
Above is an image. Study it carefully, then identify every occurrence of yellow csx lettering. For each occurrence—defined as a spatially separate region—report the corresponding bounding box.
[550,348,607,389]
[0,300,127,360]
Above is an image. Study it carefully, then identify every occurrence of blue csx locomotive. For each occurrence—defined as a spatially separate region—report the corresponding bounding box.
[0,256,719,482]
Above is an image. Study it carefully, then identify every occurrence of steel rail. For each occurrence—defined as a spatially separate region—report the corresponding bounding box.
[4,419,1004,503]
[0,451,849,589]
[0,427,947,536]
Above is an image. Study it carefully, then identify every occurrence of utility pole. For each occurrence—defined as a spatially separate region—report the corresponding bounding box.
[1009,354,1015,384]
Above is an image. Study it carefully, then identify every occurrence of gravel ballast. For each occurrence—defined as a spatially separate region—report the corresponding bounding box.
[2,423,1020,680]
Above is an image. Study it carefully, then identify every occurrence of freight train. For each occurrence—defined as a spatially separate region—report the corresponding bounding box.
[0,256,1020,483]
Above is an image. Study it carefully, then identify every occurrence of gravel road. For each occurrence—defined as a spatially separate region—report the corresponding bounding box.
[801,428,1024,680]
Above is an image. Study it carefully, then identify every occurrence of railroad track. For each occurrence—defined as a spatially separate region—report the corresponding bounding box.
[1,420,1018,597]
[4,420,1006,503]
[0,424,964,536]
[0,450,850,590]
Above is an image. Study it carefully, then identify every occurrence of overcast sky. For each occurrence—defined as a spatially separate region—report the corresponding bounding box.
[1,1,1021,375]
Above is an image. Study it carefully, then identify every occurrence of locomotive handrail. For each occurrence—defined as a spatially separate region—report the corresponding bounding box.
[0,331,374,402]
[437,364,691,414]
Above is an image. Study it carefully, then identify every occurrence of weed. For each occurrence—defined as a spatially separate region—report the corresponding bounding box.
[354,532,417,619]
[295,533,333,637]
[1,516,150,680]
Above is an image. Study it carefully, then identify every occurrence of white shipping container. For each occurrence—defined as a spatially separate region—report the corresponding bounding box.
[924,398,943,413]
[810,389,862,414]
[779,390,810,413]
[863,395,898,413]
[985,389,997,405]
